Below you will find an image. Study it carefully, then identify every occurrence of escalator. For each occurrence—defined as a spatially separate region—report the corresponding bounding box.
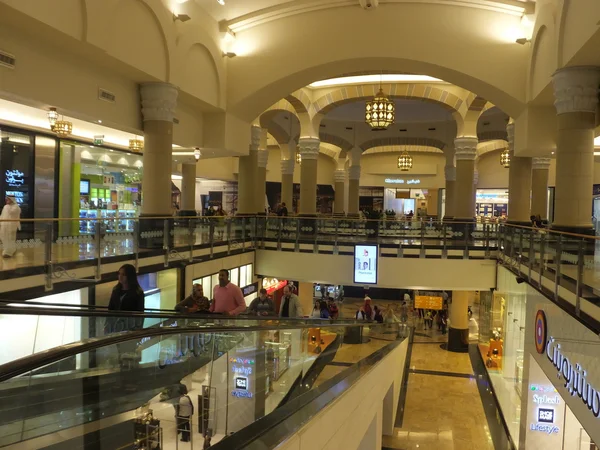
[0,309,371,449]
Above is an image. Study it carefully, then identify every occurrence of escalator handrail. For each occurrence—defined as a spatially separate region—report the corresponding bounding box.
[0,321,371,383]
[0,305,360,323]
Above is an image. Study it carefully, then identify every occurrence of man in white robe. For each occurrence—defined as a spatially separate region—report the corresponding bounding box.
[0,196,21,257]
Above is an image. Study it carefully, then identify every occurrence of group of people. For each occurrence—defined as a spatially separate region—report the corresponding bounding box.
[354,295,410,324]
[419,308,449,334]
[310,297,339,319]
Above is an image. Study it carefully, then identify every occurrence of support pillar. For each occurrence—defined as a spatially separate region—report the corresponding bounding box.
[139,82,178,248]
[551,66,600,233]
[237,126,261,215]
[334,169,346,215]
[298,138,320,216]
[444,165,456,220]
[448,291,471,352]
[454,137,478,221]
[506,123,532,225]
[180,163,197,216]
[347,166,360,217]
[280,159,294,213]
[531,157,551,220]
[298,282,314,318]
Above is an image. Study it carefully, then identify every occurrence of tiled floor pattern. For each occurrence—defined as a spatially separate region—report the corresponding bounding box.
[383,342,495,450]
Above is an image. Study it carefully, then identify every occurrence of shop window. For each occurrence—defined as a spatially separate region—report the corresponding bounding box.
[0,129,34,222]
[230,267,239,286]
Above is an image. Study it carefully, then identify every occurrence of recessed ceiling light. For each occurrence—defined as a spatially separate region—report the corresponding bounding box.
[217,0,225,5]
[98,120,102,124]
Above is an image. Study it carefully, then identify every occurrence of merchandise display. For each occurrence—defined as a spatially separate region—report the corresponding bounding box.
[133,409,162,450]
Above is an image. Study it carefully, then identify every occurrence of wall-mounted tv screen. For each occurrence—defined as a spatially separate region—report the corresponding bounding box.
[353,244,378,284]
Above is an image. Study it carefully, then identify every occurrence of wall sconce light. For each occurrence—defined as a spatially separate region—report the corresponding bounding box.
[515,38,530,45]
[223,52,237,58]
[173,13,191,22]
[194,148,201,162]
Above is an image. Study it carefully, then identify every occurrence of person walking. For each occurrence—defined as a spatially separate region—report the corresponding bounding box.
[0,196,21,258]
[176,384,194,443]
[363,296,373,321]
[399,301,409,323]
[327,297,339,319]
[210,269,246,315]
[373,305,383,323]
[319,300,330,319]
[175,283,211,313]
[249,288,275,316]
[279,285,303,318]
[424,310,433,329]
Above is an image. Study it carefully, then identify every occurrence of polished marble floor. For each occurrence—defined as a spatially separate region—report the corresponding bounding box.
[383,342,495,450]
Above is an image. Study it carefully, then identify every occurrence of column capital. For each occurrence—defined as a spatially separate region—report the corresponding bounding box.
[140,83,178,122]
[281,158,295,175]
[444,166,456,182]
[348,165,361,180]
[257,149,269,168]
[552,66,600,115]
[250,125,261,150]
[532,157,552,170]
[334,168,346,183]
[454,137,478,161]
[298,137,320,160]
[506,123,515,149]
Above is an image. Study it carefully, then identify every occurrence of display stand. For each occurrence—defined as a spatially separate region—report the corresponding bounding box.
[133,411,162,450]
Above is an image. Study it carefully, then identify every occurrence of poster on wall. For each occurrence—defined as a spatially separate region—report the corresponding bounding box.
[353,244,378,284]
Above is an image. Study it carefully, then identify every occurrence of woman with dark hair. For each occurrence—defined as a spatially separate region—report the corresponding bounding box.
[108,264,145,312]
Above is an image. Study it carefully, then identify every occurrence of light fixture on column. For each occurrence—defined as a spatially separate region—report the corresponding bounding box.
[296,150,302,166]
[223,52,237,58]
[194,147,201,161]
[365,75,395,131]
[397,149,413,171]
[173,13,191,22]
[500,148,510,168]
[129,136,144,152]
[47,108,58,128]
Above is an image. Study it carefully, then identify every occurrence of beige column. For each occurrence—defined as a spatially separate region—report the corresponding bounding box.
[427,189,439,217]
[298,138,320,215]
[237,126,261,215]
[531,157,551,220]
[298,282,314,318]
[472,165,479,215]
[256,130,269,214]
[506,123,533,224]
[140,83,178,216]
[347,166,361,216]
[552,66,600,231]
[180,163,197,213]
[444,165,456,220]
[334,169,346,215]
[448,291,471,352]
[280,159,294,212]
[454,137,478,221]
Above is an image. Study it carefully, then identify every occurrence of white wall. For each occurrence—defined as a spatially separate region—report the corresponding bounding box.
[256,250,497,290]
[276,339,408,450]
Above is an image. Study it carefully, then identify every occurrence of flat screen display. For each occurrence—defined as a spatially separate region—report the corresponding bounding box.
[80,179,90,195]
[354,244,378,284]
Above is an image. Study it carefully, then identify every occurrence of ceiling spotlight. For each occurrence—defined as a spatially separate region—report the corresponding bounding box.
[194,148,201,162]
[173,13,191,22]
[217,0,225,5]
[515,38,530,45]
[223,52,237,58]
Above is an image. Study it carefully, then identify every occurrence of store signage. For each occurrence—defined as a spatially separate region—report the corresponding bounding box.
[230,357,254,399]
[231,390,253,398]
[5,170,24,187]
[5,191,24,204]
[242,283,258,297]
[235,376,248,390]
[229,357,255,365]
[262,278,287,294]
[529,384,561,434]
[93,135,104,145]
[232,365,253,376]
[103,175,115,185]
[384,178,421,185]
[535,309,600,419]
[414,295,443,310]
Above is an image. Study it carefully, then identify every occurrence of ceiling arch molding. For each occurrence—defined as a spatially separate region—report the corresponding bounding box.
[363,145,444,156]
[477,139,508,158]
[361,136,447,152]
[285,89,311,114]
[312,83,465,118]
[319,132,353,151]
[258,99,299,128]
[478,130,508,142]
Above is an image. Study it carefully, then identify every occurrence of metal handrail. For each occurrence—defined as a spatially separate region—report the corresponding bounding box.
[0,320,370,383]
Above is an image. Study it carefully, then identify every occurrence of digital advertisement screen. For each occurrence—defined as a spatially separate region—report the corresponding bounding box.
[354,245,378,284]
[80,179,90,195]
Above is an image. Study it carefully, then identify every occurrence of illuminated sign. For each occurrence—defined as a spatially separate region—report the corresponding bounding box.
[235,377,248,390]
[5,170,24,187]
[5,191,24,204]
[384,178,421,185]
[229,357,255,365]
[353,244,378,284]
[535,309,600,419]
[232,365,253,376]
[231,390,253,398]
[93,135,104,145]
[537,408,555,423]
[262,278,288,294]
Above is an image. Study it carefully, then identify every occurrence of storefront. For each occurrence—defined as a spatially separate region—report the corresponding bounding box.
[481,266,598,448]
[192,263,255,304]
[57,140,143,237]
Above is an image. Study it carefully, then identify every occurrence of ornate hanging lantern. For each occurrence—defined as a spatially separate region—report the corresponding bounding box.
[500,148,510,168]
[52,120,72,136]
[397,150,413,171]
[366,87,394,131]
[129,136,144,152]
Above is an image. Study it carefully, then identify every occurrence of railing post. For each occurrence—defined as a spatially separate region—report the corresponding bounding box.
[277,218,282,251]
[463,223,469,259]
[554,234,562,302]
[538,230,545,288]
[295,220,300,252]
[209,219,215,259]
[133,220,140,270]
[227,219,232,255]
[334,218,339,255]
[94,221,102,281]
[575,238,585,317]
[241,217,246,251]
[442,223,447,259]
[528,229,534,282]
[44,223,53,291]
[484,223,491,259]
[314,218,318,254]
[420,221,425,258]
[163,219,170,267]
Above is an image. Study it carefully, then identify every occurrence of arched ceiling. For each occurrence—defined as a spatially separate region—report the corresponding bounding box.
[325,98,453,122]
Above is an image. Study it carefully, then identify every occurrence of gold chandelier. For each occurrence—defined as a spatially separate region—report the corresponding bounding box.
[52,120,73,136]
[129,137,144,152]
[500,148,510,168]
[397,150,413,171]
[366,87,395,131]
